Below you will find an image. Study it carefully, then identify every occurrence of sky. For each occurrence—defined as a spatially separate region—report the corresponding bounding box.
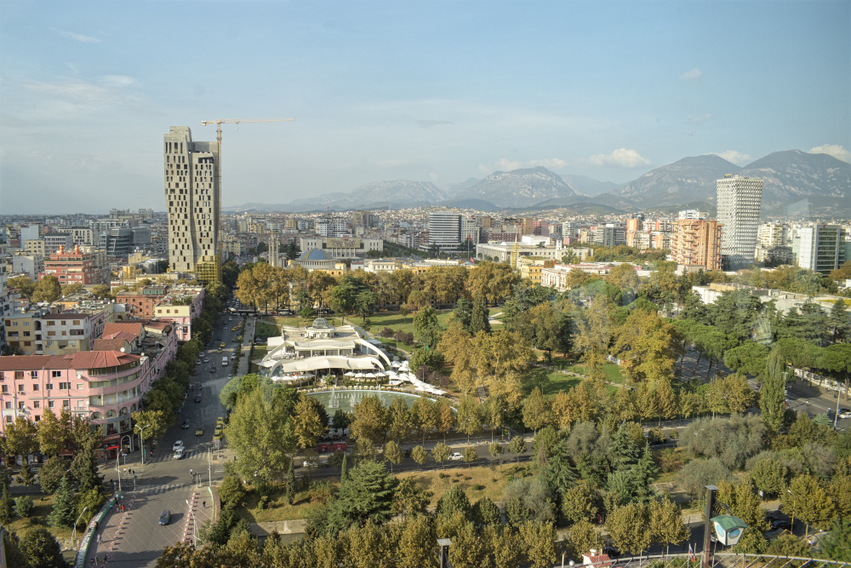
[0,0,849,214]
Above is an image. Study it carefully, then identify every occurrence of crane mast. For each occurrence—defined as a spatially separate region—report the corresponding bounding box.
[201,118,295,281]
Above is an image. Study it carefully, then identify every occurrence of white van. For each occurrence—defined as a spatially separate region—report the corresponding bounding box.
[222,356,229,366]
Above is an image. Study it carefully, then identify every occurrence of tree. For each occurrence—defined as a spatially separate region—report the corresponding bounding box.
[0,486,12,524]
[32,275,62,303]
[489,442,505,460]
[606,501,652,555]
[224,386,297,485]
[285,461,296,505]
[75,488,105,527]
[5,416,38,463]
[448,520,490,568]
[392,478,432,519]
[784,474,835,534]
[19,526,67,568]
[453,298,474,332]
[456,396,482,443]
[69,423,101,493]
[36,409,63,457]
[473,496,502,527]
[437,484,473,522]
[293,395,328,449]
[325,461,397,535]
[17,464,35,487]
[675,457,733,498]
[410,397,437,444]
[470,295,491,335]
[436,399,456,442]
[387,396,413,443]
[821,519,851,562]
[397,514,437,568]
[829,299,850,343]
[432,442,451,468]
[48,475,76,528]
[384,440,404,473]
[678,414,766,470]
[38,456,66,494]
[411,445,428,466]
[748,453,789,496]
[350,395,388,445]
[519,521,558,568]
[503,478,556,526]
[131,409,168,443]
[7,275,36,299]
[649,498,690,554]
[462,446,478,464]
[413,306,442,350]
[14,495,34,518]
[509,436,527,461]
[522,387,551,434]
[613,308,683,383]
[560,481,598,526]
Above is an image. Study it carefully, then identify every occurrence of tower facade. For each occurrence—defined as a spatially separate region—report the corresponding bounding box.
[671,219,722,271]
[427,212,461,252]
[164,126,220,281]
[716,175,763,267]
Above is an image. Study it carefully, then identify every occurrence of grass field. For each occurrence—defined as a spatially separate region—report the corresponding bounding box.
[236,461,527,523]
[522,367,583,396]
[5,493,78,562]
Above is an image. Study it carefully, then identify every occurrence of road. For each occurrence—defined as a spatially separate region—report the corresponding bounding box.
[87,310,242,567]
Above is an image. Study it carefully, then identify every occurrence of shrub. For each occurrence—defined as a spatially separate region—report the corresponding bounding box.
[14,495,34,518]
[380,327,395,338]
[675,457,733,497]
[438,472,446,479]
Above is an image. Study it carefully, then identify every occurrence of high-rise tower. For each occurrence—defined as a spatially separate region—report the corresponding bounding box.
[164,126,220,281]
[716,175,763,268]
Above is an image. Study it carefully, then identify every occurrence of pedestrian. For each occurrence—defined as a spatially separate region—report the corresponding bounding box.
[96,555,100,564]
[202,500,206,508]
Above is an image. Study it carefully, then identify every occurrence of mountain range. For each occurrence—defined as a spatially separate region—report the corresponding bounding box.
[223,149,850,216]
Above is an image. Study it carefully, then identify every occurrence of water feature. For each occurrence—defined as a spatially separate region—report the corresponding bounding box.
[307,388,425,414]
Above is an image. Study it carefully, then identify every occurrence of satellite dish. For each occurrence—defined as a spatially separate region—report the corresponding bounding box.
[120,347,125,352]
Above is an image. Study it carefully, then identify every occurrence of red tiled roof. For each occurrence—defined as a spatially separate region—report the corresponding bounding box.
[92,339,132,352]
[69,351,139,369]
[0,351,138,371]
[102,322,143,340]
[101,331,137,341]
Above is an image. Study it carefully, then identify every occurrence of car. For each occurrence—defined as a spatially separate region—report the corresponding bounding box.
[173,440,185,452]
[839,409,851,419]
[447,452,464,462]
[195,427,204,436]
[217,348,223,353]
[209,367,216,373]
[771,519,793,531]
[176,406,182,414]
[159,510,171,525]
[173,448,185,460]
[195,359,201,365]
[220,342,226,348]
[195,395,202,403]
[181,419,190,429]
[203,357,210,363]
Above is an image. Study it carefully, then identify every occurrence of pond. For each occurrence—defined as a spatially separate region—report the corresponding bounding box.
[306,389,425,414]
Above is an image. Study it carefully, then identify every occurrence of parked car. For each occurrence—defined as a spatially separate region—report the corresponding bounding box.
[159,510,171,525]
[838,408,851,419]
[448,452,464,462]
[195,395,202,403]
[172,440,185,452]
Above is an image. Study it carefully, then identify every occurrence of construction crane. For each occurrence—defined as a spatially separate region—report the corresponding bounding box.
[201,118,295,281]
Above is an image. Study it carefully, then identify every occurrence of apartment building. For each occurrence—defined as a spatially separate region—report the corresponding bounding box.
[41,245,108,285]
[671,219,723,271]
[717,175,763,267]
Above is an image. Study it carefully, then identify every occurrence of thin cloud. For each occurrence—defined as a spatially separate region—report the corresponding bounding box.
[711,150,752,164]
[809,144,851,163]
[415,119,453,128]
[56,30,101,43]
[680,68,703,82]
[683,113,713,124]
[20,75,141,120]
[585,148,650,168]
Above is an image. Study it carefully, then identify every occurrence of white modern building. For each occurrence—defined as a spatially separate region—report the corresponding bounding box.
[716,175,763,267]
[796,225,845,274]
[427,212,461,252]
[299,236,383,259]
[163,126,219,281]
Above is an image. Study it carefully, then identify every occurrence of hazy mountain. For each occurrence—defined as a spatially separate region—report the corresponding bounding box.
[281,180,448,212]
[560,174,622,197]
[738,150,850,207]
[455,166,579,208]
[437,198,501,210]
[442,177,480,197]
[615,154,740,208]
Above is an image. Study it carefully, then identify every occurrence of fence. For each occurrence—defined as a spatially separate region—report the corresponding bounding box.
[578,553,848,568]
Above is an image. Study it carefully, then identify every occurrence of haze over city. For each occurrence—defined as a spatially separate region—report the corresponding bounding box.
[1,0,849,214]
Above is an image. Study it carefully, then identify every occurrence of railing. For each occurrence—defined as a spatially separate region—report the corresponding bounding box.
[579,553,847,568]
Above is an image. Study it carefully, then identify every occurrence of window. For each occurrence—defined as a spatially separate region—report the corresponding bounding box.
[0,386,6,393]
[59,382,71,390]
[32,384,38,391]
[48,401,55,408]
[46,384,53,390]
[18,402,25,409]
[63,400,70,407]
[17,385,24,393]
[52,371,61,378]
[77,383,84,390]
[33,401,40,409]
[34,415,41,422]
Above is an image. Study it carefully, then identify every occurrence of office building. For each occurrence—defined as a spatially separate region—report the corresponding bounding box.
[797,225,846,274]
[716,175,763,267]
[427,212,461,253]
[163,126,220,281]
[671,219,723,271]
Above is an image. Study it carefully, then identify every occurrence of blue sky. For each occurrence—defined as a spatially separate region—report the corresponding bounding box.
[1,0,848,214]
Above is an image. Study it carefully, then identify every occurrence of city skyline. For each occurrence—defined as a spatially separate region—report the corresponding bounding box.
[1,0,849,215]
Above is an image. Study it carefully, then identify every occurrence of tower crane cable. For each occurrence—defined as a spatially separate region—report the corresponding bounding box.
[201,118,295,281]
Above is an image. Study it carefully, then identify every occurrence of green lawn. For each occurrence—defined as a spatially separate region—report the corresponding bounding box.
[523,367,583,396]
[560,362,625,384]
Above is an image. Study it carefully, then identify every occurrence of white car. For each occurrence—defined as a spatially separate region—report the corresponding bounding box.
[172,440,185,452]
[447,452,464,462]
[839,409,851,419]
[173,448,185,460]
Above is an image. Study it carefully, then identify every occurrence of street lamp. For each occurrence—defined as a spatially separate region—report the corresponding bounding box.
[135,423,151,466]
[115,452,122,493]
[71,506,88,548]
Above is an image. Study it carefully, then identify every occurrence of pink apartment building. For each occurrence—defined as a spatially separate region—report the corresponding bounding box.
[0,319,177,459]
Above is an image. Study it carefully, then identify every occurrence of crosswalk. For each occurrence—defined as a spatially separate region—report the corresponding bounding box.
[146,449,210,463]
[132,482,194,494]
